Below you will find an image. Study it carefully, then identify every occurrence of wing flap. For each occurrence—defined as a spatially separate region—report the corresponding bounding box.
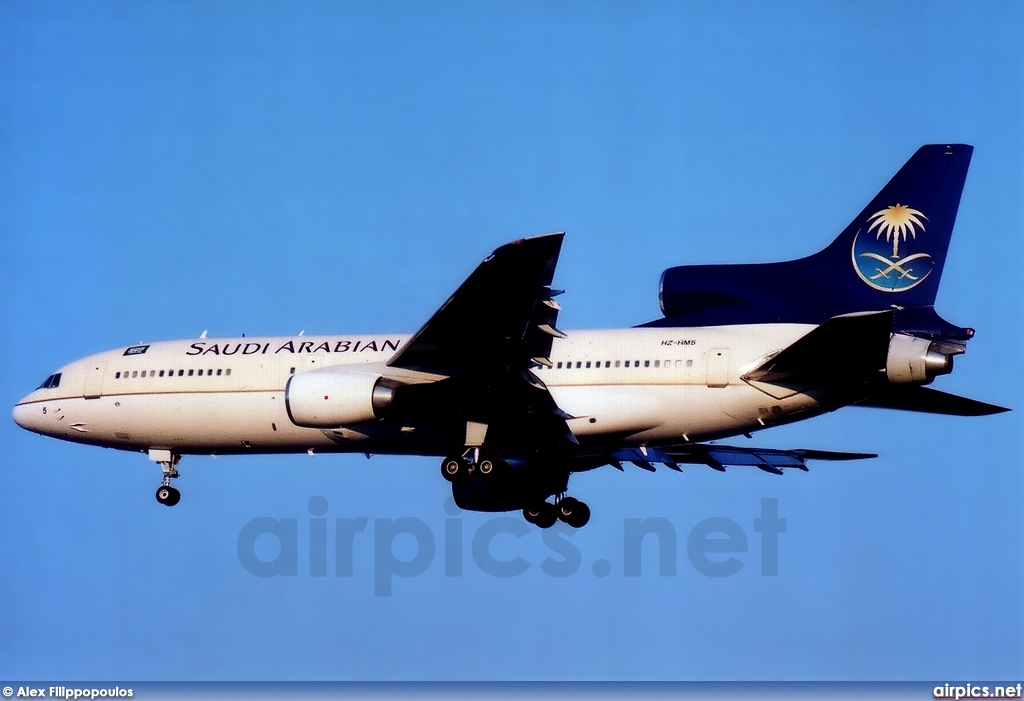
[662,444,876,472]
[608,444,874,473]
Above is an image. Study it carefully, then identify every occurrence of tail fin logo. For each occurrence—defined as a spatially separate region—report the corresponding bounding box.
[852,204,934,292]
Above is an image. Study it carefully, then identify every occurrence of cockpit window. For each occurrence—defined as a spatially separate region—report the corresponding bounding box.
[36,372,62,390]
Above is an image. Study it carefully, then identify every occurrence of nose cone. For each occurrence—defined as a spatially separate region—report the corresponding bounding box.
[13,400,37,433]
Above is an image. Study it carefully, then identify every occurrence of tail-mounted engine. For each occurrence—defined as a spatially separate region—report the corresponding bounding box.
[885,334,958,385]
[285,368,397,428]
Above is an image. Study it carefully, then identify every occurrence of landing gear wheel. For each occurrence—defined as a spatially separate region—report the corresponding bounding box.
[523,502,557,529]
[155,485,181,507]
[151,450,182,507]
[441,455,474,484]
[478,458,504,479]
[557,497,590,528]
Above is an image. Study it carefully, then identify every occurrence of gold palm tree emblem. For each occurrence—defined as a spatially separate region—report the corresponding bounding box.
[867,204,927,258]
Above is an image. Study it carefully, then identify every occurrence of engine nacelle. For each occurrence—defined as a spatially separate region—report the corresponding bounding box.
[285,368,396,428]
[885,334,954,385]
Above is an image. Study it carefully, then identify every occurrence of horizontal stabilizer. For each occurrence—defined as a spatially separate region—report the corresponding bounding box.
[856,386,1009,416]
[743,311,893,386]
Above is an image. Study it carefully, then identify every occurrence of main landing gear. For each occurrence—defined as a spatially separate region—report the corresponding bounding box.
[523,495,591,529]
[439,449,507,485]
[149,449,181,507]
[441,421,509,484]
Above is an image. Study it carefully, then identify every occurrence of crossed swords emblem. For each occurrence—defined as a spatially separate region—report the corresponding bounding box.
[858,251,932,281]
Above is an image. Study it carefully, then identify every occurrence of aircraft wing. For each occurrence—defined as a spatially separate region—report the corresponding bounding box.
[387,233,565,376]
[385,233,576,450]
[607,444,876,474]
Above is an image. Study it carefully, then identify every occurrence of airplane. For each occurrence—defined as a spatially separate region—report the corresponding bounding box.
[12,144,1008,528]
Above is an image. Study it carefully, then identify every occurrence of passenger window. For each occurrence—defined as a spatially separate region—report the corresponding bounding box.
[614,360,620,368]
[197,369,203,376]
[178,369,184,377]
[686,359,693,368]
[217,369,222,376]
[159,370,164,377]
[675,360,682,368]
[225,369,231,376]
[290,367,295,375]
[188,369,194,376]
[208,369,213,376]
[644,361,650,368]
[654,360,660,368]
[624,361,630,367]
[556,362,563,369]
[605,361,611,368]
[115,372,121,379]
[132,371,138,378]
[586,361,591,368]
[576,362,581,369]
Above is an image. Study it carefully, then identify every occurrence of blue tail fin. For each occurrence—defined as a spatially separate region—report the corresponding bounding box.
[648,144,973,327]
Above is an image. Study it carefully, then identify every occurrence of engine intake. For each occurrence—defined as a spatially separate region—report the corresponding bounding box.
[885,334,954,385]
[285,368,396,428]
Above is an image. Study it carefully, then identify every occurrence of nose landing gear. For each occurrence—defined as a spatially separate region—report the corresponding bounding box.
[156,483,181,506]
[149,449,181,507]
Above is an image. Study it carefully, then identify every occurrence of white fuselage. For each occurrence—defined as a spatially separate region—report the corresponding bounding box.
[13,325,827,457]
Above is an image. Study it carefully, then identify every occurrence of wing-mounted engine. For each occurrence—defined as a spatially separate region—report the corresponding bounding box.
[285,367,398,428]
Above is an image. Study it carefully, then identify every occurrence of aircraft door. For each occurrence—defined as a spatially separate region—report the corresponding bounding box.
[83,361,107,399]
[706,349,730,388]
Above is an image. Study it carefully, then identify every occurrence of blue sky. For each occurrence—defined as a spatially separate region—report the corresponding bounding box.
[1,0,1021,682]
